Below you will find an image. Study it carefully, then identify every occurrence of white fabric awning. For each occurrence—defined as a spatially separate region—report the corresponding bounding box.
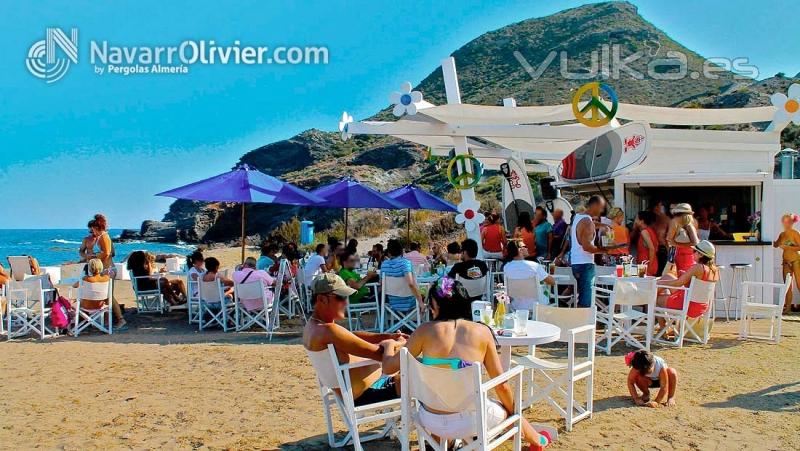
[418,103,777,126]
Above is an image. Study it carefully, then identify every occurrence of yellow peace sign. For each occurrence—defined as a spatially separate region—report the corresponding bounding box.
[571,82,619,127]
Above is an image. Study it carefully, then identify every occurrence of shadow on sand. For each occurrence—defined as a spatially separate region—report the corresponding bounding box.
[280,433,397,450]
[11,308,305,346]
[702,381,800,413]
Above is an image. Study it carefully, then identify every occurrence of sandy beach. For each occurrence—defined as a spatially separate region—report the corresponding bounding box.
[2,247,799,450]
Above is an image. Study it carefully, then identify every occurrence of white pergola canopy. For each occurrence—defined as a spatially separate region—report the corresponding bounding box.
[342,60,788,171]
[347,102,781,166]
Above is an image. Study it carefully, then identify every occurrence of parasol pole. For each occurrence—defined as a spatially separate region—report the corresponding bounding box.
[344,207,349,244]
[406,209,411,248]
[241,203,246,264]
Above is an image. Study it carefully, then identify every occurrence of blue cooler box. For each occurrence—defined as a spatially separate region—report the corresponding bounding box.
[300,220,314,245]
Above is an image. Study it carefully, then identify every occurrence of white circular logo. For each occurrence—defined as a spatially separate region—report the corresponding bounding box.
[26,28,78,84]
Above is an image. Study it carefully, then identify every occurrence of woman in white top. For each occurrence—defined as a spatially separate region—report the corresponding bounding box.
[186,250,205,300]
[502,241,555,310]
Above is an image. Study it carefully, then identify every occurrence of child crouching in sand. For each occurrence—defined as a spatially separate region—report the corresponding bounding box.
[626,350,678,407]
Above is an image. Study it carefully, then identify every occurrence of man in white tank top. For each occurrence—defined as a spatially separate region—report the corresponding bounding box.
[571,195,612,307]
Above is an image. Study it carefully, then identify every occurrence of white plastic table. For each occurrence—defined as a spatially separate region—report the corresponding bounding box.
[596,274,656,285]
[496,320,561,370]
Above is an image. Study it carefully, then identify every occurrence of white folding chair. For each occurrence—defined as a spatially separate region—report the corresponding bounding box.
[456,275,489,301]
[165,257,183,273]
[6,278,57,339]
[128,271,167,314]
[380,274,420,333]
[60,263,85,283]
[198,278,233,332]
[0,284,6,336]
[347,282,379,331]
[554,267,578,307]
[654,278,716,347]
[275,259,305,321]
[399,348,526,451]
[307,344,403,451]
[595,278,656,355]
[505,275,547,314]
[738,275,792,344]
[592,267,616,314]
[6,256,35,282]
[512,305,596,431]
[234,279,275,337]
[73,279,114,336]
[186,274,201,324]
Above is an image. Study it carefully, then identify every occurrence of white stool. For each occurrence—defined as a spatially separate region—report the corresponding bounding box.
[711,265,726,320]
[727,263,752,321]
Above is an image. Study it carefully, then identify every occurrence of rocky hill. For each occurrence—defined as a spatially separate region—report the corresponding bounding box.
[136,1,794,244]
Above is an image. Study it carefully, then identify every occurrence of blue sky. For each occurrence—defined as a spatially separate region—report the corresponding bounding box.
[1,0,797,229]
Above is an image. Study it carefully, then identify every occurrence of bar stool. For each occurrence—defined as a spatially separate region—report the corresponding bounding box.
[711,265,726,321]
[727,263,752,321]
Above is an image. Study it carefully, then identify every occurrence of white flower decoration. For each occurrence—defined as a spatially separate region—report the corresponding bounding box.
[338,111,353,141]
[455,199,485,232]
[770,83,800,126]
[389,81,423,117]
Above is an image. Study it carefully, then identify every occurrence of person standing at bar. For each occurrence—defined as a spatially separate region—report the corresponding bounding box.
[571,196,617,308]
[651,201,670,275]
[606,207,630,258]
[551,209,567,259]
[667,203,700,274]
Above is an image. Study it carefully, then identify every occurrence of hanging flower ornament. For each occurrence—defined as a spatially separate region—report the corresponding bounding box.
[338,111,354,141]
[770,83,800,127]
[455,199,485,232]
[390,81,423,117]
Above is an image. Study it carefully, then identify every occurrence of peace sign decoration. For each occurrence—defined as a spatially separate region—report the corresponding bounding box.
[571,81,619,127]
[446,154,484,189]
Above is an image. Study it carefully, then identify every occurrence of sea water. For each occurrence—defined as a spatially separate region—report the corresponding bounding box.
[0,229,196,266]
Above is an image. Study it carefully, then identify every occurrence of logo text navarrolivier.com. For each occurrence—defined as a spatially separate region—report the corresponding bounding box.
[26,27,330,84]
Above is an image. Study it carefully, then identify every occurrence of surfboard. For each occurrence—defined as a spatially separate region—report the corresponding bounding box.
[544,196,574,225]
[559,122,651,184]
[501,157,537,232]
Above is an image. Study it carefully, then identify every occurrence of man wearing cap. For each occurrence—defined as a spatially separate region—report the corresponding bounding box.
[303,273,407,406]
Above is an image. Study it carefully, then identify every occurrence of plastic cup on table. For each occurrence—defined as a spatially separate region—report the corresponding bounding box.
[514,309,529,335]
[481,305,493,326]
[615,265,624,278]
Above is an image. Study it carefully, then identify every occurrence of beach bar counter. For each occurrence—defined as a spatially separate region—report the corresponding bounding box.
[336,58,800,311]
[607,135,800,313]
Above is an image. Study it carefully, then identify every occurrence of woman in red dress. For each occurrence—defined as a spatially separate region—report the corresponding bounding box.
[635,211,659,276]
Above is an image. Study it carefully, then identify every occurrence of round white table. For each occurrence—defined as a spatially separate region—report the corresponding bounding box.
[496,320,561,370]
[597,274,657,285]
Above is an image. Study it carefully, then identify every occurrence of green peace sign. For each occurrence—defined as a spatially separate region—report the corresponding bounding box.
[447,154,484,189]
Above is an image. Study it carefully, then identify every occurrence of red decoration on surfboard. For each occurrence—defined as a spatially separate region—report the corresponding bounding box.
[623,134,645,153]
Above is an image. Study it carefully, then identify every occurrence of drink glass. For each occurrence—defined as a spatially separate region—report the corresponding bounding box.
[514,309,529,335]
[615,264,624,278]
[481,305,493,326]
[638,264,647,278]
